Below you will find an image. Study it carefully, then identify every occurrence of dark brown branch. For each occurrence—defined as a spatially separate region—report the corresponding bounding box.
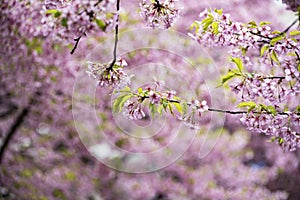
[250,31,272,40]
[0,107,29,164]
[263,76,285,80]
[107,0,120,70]
[295,51,300,61]
[132,93,291,116]
[276,18,298,37]
[250,18,298,45]
[208,108,290,115]
[0,91,41,165]
[70,35,82,55]
[71,0,106,54]
[208,108,246,114]
[155,0,161,7]
[94,0,103,7]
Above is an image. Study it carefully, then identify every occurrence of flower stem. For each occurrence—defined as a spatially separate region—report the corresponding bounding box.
[108,0,120,70]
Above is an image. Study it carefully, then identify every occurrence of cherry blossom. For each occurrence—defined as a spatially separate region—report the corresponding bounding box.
[86,57,131,88]
[139,0,180,29]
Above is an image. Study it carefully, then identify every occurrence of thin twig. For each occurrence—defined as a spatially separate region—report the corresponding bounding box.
[94,0,103,7]
[208,108,246,114]
[107,0,120,70]
[295,51,300,61]
[208,108,290,115]
[250,31,272,40]
[250,18,298,44]
[71,0,106,54]
[131,93,291,116]
[275,18,298,37]
[263,76,285,80]
[70,35,82,54]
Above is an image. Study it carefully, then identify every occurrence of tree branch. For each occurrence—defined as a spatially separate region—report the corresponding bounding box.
[208,108,246,114]
[70,35,82,55]
[263,76,285,80]
[0,91,41,165]
[94,0,103,7]
[0,107,29,164]
[276,18,298,37]
[249,18,298,44]
[131,93,291,116]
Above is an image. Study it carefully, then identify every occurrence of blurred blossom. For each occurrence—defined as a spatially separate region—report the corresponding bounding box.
[86,57,131,88]
[282,0,300,11]
[140,0,180,29]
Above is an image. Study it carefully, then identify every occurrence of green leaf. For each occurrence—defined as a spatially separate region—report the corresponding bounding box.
[162,99,168,110]
[231,57,243,73]
[214,8,223,15]
[238,101,256,108]
[221,70,236,85]
[295,105,300,113]
[271,30,281,35]
[270,50,280,63]
[95,19,106,31]
[157,105,163,116]
[241,47,248,56]
[201,17,213,31]
[248,21,257,28]
[259,104,277,114]
[121,86,131,92]
[270,35,284,45]
[61,17,68,27]
[138,87,143,94]
[45,9,62,18]
[259,21,271,26]
[266,105,277,115]
[289,30,300,36]
[190,21,201,32]
[149,103,157,117]
[119,95,132,112]
[278,137,284,145]
[113,86,131,94]
[173,102,183,115]
[182,101,188,114]
[113,94,132,113]
[260,45,269,56]
[211,21,219,34]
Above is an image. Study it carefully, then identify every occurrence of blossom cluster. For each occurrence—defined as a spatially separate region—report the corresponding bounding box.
[189,9,272,53]
[230,75,287,103]
[240,111,300,151]
[86,57,131,88]
[123,100,146,120]
[139,0,180,29]
[189,9,300,150]
[189,9,300,68]
[113,80,209,129]
[40,0,115,41]
[179,99,209,129]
